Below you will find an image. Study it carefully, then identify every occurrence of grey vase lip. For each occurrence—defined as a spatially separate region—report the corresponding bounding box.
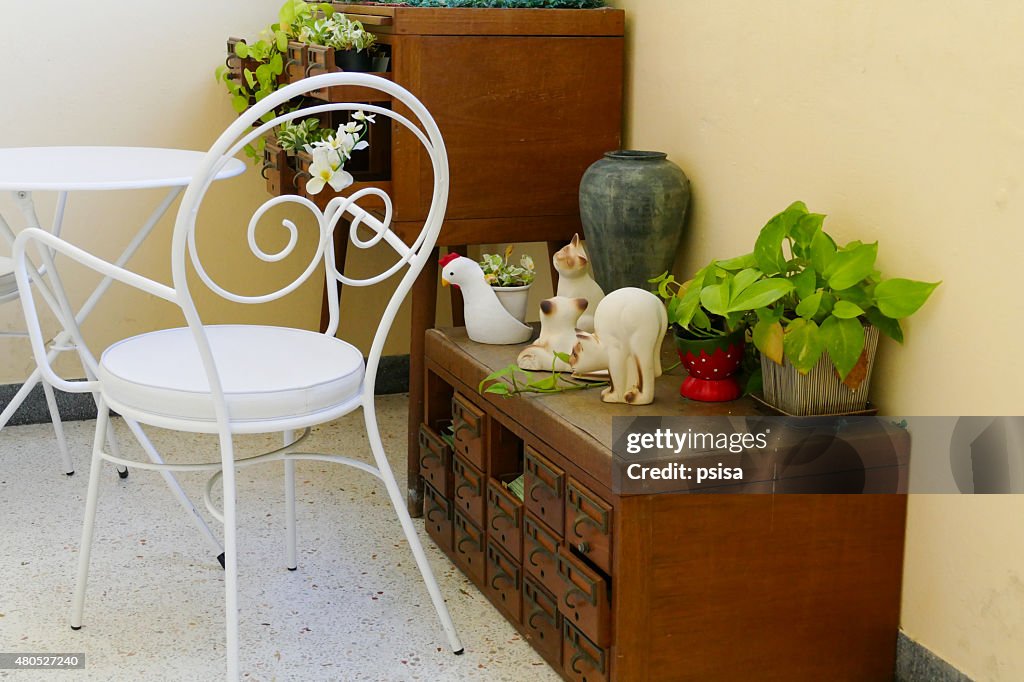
[603,150,669,161]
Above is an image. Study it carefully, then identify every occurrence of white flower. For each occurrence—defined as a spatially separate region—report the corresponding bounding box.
[353,110,376,124]
[306,147,353,195]
[521,255,535,271]
[340,121,363,134]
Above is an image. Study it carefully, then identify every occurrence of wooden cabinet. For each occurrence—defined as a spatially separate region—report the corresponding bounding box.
[420,326,909,681]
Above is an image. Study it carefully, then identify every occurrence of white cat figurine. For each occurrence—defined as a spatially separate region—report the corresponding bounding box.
[517,297,588,371]
[570,287,667,405]
[553,233,605,333]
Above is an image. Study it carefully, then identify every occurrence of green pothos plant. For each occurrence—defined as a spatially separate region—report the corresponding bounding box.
[479,352,608,397]
[655,201,940,390]
[214,0,336,161]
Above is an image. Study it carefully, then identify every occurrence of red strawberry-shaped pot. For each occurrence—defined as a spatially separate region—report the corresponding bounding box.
[675,327,745,402]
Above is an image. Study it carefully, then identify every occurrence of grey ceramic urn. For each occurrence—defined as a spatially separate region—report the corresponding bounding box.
[578,150,691,292]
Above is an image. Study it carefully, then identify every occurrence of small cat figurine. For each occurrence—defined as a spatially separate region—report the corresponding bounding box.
[553,233,605,333]
[517,297,588,371]
[570,287,667,405]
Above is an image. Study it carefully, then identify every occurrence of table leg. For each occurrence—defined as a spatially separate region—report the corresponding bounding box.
[407,247,438,517]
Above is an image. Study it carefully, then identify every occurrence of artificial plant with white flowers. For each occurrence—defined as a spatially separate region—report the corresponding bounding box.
[304,110,375,195]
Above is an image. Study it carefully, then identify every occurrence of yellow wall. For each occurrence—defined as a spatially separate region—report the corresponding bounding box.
[612,0,1024,679]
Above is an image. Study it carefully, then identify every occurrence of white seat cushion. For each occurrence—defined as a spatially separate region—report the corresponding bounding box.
[98,325,364,425]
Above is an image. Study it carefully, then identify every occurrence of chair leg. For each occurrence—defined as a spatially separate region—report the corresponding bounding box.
[364,409,464,655]
[283,430,297,571]
[70,404,111,630]
[219,434,241,682]
[41,380,74,476]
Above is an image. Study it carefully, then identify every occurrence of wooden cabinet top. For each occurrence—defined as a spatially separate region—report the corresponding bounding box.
[334,3,625,36]
[425,327,760,485]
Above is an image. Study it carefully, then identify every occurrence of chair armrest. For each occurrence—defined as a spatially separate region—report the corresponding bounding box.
[13,227,178,394]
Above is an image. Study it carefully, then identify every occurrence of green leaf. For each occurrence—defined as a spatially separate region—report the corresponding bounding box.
[244,68,256,89]
[716,253,756,271]
[810,229,836,274]
[484,383,510,395]
[834,284,873,308]
[795,291,823,319]
[730,268,762,298]
[279,1,296,24]
[270,51,284,75]
[726,277,794,313]
[832,300,865,319]
[755,306,783,324]
[783,318,825,375]
[231,94,250,113]
[865,307,904,344]
[553,351,571,364]
[753,319,784,364]
[754,213,788,275]
[791,212,825,249]
[819,315,865,380]
[826,242,878,290]
[666,295,685,326]
[235,41,249,58]
[873,279,940,319]
[699,282,730,316]
[790,268,817,299]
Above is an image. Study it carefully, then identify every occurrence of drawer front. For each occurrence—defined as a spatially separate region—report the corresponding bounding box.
[451,393,486,470]
[485,540,522,623]
[556,547,611,647]
[523,513,562,598]
[452,453,486,528]
[285,41,308,83]
[525,447,565,535]
[423,482,452,553]
[453,511,485,588]
[523,576,562,670]
[565,477,613,575]
[486,479,523,562]
[418,423,453,497]
[562,621,609,682]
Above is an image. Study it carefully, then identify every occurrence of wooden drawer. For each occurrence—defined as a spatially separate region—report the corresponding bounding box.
[523,512,562,598]
[418,423,453,497]
[556,547,611,647]
[487,478,523,562]
[485,539,522,623]
[566,477,613,575]
[453,510,485,587]
[284,40,307,83]
[562,621,609,682]
[525,446,565,535]
[523,576,562,670]
[452,393,486,470]
[423,482,452,553]
[453,452,486,528]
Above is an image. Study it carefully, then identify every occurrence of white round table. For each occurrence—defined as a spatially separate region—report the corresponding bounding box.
[0,146,245,191]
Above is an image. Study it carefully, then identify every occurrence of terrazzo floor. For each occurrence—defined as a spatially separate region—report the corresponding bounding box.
[0,394,560,681]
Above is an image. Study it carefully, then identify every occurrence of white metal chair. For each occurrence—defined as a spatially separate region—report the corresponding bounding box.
[13,72,463,680]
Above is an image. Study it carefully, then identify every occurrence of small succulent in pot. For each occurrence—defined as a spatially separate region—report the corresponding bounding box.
[479,246,536,288]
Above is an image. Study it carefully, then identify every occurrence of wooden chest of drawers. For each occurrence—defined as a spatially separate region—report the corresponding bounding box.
[419,327,908,681]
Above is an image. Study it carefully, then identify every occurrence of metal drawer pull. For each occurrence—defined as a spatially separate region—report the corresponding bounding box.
[528,609,556,630]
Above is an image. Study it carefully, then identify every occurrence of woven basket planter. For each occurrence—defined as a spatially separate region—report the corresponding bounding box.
[761,324,880,416]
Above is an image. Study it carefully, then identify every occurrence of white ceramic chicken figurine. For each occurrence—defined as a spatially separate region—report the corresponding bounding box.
[440,253,533,345]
